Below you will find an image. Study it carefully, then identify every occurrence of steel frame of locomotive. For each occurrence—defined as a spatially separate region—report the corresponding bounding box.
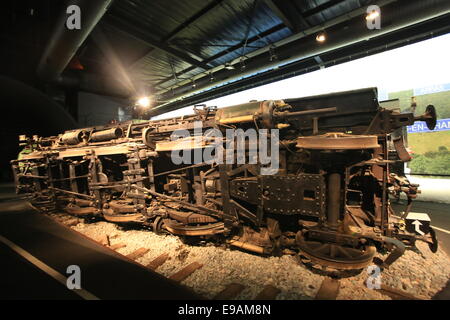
[11,88,439,271]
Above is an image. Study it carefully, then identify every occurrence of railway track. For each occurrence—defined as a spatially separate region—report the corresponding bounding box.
[43,210,427,301]
[372,283,425,300]
[44,212,287,300]
[312,277,424,300]
[44,212,281,300]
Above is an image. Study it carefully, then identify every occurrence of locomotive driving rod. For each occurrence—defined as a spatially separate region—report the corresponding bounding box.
[380,236,406,268]
[273,107,337,119]
[129,184,222,217]
[361,235,406,269]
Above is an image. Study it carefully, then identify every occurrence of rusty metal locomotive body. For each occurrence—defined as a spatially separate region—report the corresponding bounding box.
[12,88,438,270]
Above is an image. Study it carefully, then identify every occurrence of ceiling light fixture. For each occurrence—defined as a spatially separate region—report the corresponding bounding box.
[316,31,326,43]
[269,45,278,62]
[240,58,246,71]
[365,10,380,21]
[136,96,151,108]
[224,63,235,70]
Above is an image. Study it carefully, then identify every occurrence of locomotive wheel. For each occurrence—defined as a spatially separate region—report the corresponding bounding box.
[152,216,165,234]
[296,233,376,270]
[429,227,438,253]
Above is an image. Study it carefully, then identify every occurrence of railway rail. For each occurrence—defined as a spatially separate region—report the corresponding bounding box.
[41,205,425,300]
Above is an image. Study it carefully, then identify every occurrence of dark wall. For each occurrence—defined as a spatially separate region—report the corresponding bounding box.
[0,2,131,182]
[0,1,63,84]
[0,76,77,181]
[78,92,131,127]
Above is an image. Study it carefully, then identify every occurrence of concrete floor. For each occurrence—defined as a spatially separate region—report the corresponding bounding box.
[0,241,82,300]
[0,185,200,300]
[0,184,19,201]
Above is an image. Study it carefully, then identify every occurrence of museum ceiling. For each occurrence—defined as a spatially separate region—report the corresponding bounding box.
[2,0,450,115]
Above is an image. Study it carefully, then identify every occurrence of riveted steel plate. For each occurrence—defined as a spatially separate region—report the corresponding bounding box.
[260,174,325,216]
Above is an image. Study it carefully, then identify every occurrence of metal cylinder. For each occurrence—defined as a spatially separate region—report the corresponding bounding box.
[61,130,86,145]
[327,173,341,228]
[215,100,278,128]
[228,239,268,255]
[90,127,123,142]
[205,179,217,193]
[215,101,262,124]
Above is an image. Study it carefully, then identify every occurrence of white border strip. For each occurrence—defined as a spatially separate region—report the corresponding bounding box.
[432,226,450,235]
[0,234,99,300]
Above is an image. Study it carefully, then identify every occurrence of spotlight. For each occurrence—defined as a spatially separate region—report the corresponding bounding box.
[365,10,380,21]
[269,46,277,62]
[240,58,246,71]
[136,96,151,108]
[316,32,326,43]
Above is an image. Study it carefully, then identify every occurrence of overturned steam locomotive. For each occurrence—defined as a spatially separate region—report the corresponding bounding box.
[12,88,438,270]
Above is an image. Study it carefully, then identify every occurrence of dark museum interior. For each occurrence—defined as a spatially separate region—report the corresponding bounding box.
[0,0,449,303]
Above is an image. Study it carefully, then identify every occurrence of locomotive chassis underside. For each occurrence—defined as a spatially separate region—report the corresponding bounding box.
[11,88,438,271]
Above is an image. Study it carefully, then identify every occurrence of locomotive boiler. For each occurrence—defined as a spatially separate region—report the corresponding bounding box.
[11,88,438,271]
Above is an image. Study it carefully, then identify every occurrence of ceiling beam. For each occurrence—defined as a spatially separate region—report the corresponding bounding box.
[154,23,286,88]
[164,0,225,43]
[264,0,310,32]
[151,13,450,115]
[129,0,225,68]
[153,0,448,106]
[302,0,347,17]
[104,14,211,70]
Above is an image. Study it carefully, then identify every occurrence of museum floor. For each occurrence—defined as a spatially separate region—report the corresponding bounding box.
[0,182,448,300]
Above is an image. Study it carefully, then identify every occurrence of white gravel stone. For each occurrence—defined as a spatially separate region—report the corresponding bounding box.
[47,211,450,300]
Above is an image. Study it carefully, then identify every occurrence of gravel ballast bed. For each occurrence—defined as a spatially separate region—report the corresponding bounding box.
[48,212,450,300]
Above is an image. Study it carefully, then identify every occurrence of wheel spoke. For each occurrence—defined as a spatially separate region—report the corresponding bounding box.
[314,243,329,253]
[298,236,376,270]
[330,244,336,258]
[337,245,353,259]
